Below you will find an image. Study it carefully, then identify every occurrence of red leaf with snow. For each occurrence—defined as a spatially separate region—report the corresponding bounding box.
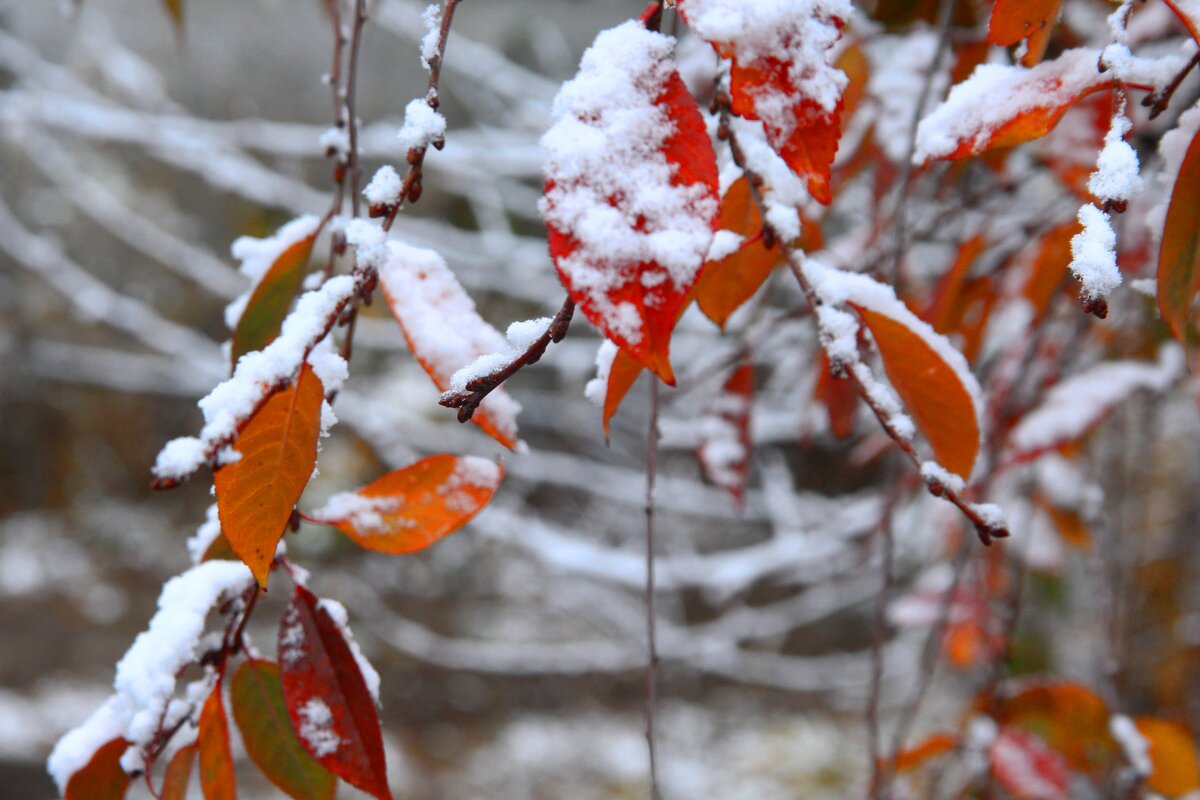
[696,361,753,506]
[64,737,130,800]
[1157,126,1200,349]
[198,687,236,800]
[679,0,850,204]
[310,455,502,555]
[989,727,1071,800]
[542,22,718,385]
[279,586,390,800]
[377,240,519,449]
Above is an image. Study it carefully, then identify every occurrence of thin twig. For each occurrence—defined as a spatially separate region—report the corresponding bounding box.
[645,378,663,800]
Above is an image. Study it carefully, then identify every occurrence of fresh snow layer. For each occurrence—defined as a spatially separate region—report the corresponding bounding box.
[539,21,716,346]
[364,165,404,207]
[224,215,321,331]
[396,98,446,153]
[1069,203,1121,301]
[1087,113,1142,204]
[47,562,254,790]
[585,339,619,406]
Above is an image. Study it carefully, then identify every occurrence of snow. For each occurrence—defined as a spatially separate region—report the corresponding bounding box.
[1010,344,1183,456]
[585,339,619,406]
[298,698,341,757]
[989,729,1069,799]
[697,391,749,493]
[869,32,947,163]
[921,461,965,495]
[318,599,382,703]
[438,456,503,513]
[186,504,222,565]
[445,316,552,396]
[706,229,744,262]
[539,21,717,346]
[153,275,355,480]
[396,98,446,153]
[375,237,521,444]
[319,126,349,159]
[224,215,321,331]
[1088,113,1142,204]
[420,3,442,69]
[1069,203,1121,301]
[47,562,254,791]
[1147,101,1200,237]
[1110,714,1152,777]
[364,165,404,207]
[915,48,1187,162]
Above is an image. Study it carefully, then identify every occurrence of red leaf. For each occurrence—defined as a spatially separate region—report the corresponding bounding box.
[696,361,753,507]
[215,363,324,587]
[65,737,130,800]
[231,659,336,800]
[1163,0,1200,45]
[312,455,502,554]
[989,728,1071,800]
[596,344,645,438]
[542,23,719,385]
[814,352,859,439]
[231,232,317,369]
[679,1,849,203]
[279,586,390,800]
[199,686,236,800]
[1157,125,1200,349]
[160,744,196,800]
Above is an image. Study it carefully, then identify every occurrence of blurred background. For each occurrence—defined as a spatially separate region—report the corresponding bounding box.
[3,0,1199,798]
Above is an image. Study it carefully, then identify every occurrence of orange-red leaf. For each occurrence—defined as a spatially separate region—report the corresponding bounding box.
[215,364,324,587]
[279,586,391,800]
[1157,126,1200,349]
[1163,0,1200,45]
[65,737,130,800]
[997,681,1113,772]
[856,306,981,479]
[695,178,782,328]
[814,352,859,439]
[989,727,1071,800]
[1135,717,1200,796]
[160,744,196,800]
[696,362,753,507]
[600,346,644,437]
[1023,221,1079,320]
[198,687,236,800]
[313,455,502,555]
[231,234,317,368]
[892,733,958,773]
[988,0,1064,66]
[231,659,336,800]
[544,39,719,385]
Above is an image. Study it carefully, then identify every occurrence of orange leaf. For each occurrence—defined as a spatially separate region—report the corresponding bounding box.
[199,688,236,800]
[65,737,130,800]
[600,346,644,437]
[1156,126,1200,349]
[377,241,519,450]
[231,233,317,369]
[1163,0,1200,45]
[313,455,502,555]
[215,364,324,587]
[695,179,782,329]
[696,361,753,507]
[1135,717,1200,796]
[543,24,719,385]
[814,352,859,439]
[892,733,958,773]
[1023,221,1079,321]
[231,659,336,800]
[997,681,1113,771]
[988,0,1064,67]
[856,306,981,479]
[836,44,871,121]
[160,744,196,800]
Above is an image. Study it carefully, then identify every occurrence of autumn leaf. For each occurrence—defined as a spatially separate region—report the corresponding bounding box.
[1134,717,1200,796]
[215,364,324,587]
[996,681,1114,772]
[890,733,957,773]
[163,0,183,27]
[310,455,502,554]
[64,738,130,800]
[989,727,1071,800]
[594,343,644,438]
[695,177,782,329]
[160,744,196,800]
[1156,126,1200,349]
[231,233,317,369]
[1163,0,1200,45]
[1023,221,1079,321]
[988,0,1064,66]
[279,586,391,800]
[923,235,995,362]
[856,306,981,480]
[231,659,336,800]
[542,22,719,385]
[199,687,236,800]
[696,361,753,506]
[814,351,859,439]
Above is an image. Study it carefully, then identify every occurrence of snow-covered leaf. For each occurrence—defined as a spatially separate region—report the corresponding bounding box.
[310,455,502,555]
[996,681,1113,772]
[541,21,719,384]
[230,232,317,369]
[215,364,324,587]
[231,659,336,800]
[279,586,390,800]
[989,727,1071,800]
[64,737,130,800]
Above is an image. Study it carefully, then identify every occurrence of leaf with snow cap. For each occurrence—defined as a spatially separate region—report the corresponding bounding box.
[1157,126,1200,349]
[989,727,1071,799]
[541,21,719,385]
[230,232,317,369]
[309,455,502,555]
[215,364,324,587]
[231,660,336,800]
[375,238,520,449]
[64,737,130,800]
[915,49,1170,162]
[198,687,235,800]
[678,0,851,204]
[279,586,390,800]
[696,361,753,507]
